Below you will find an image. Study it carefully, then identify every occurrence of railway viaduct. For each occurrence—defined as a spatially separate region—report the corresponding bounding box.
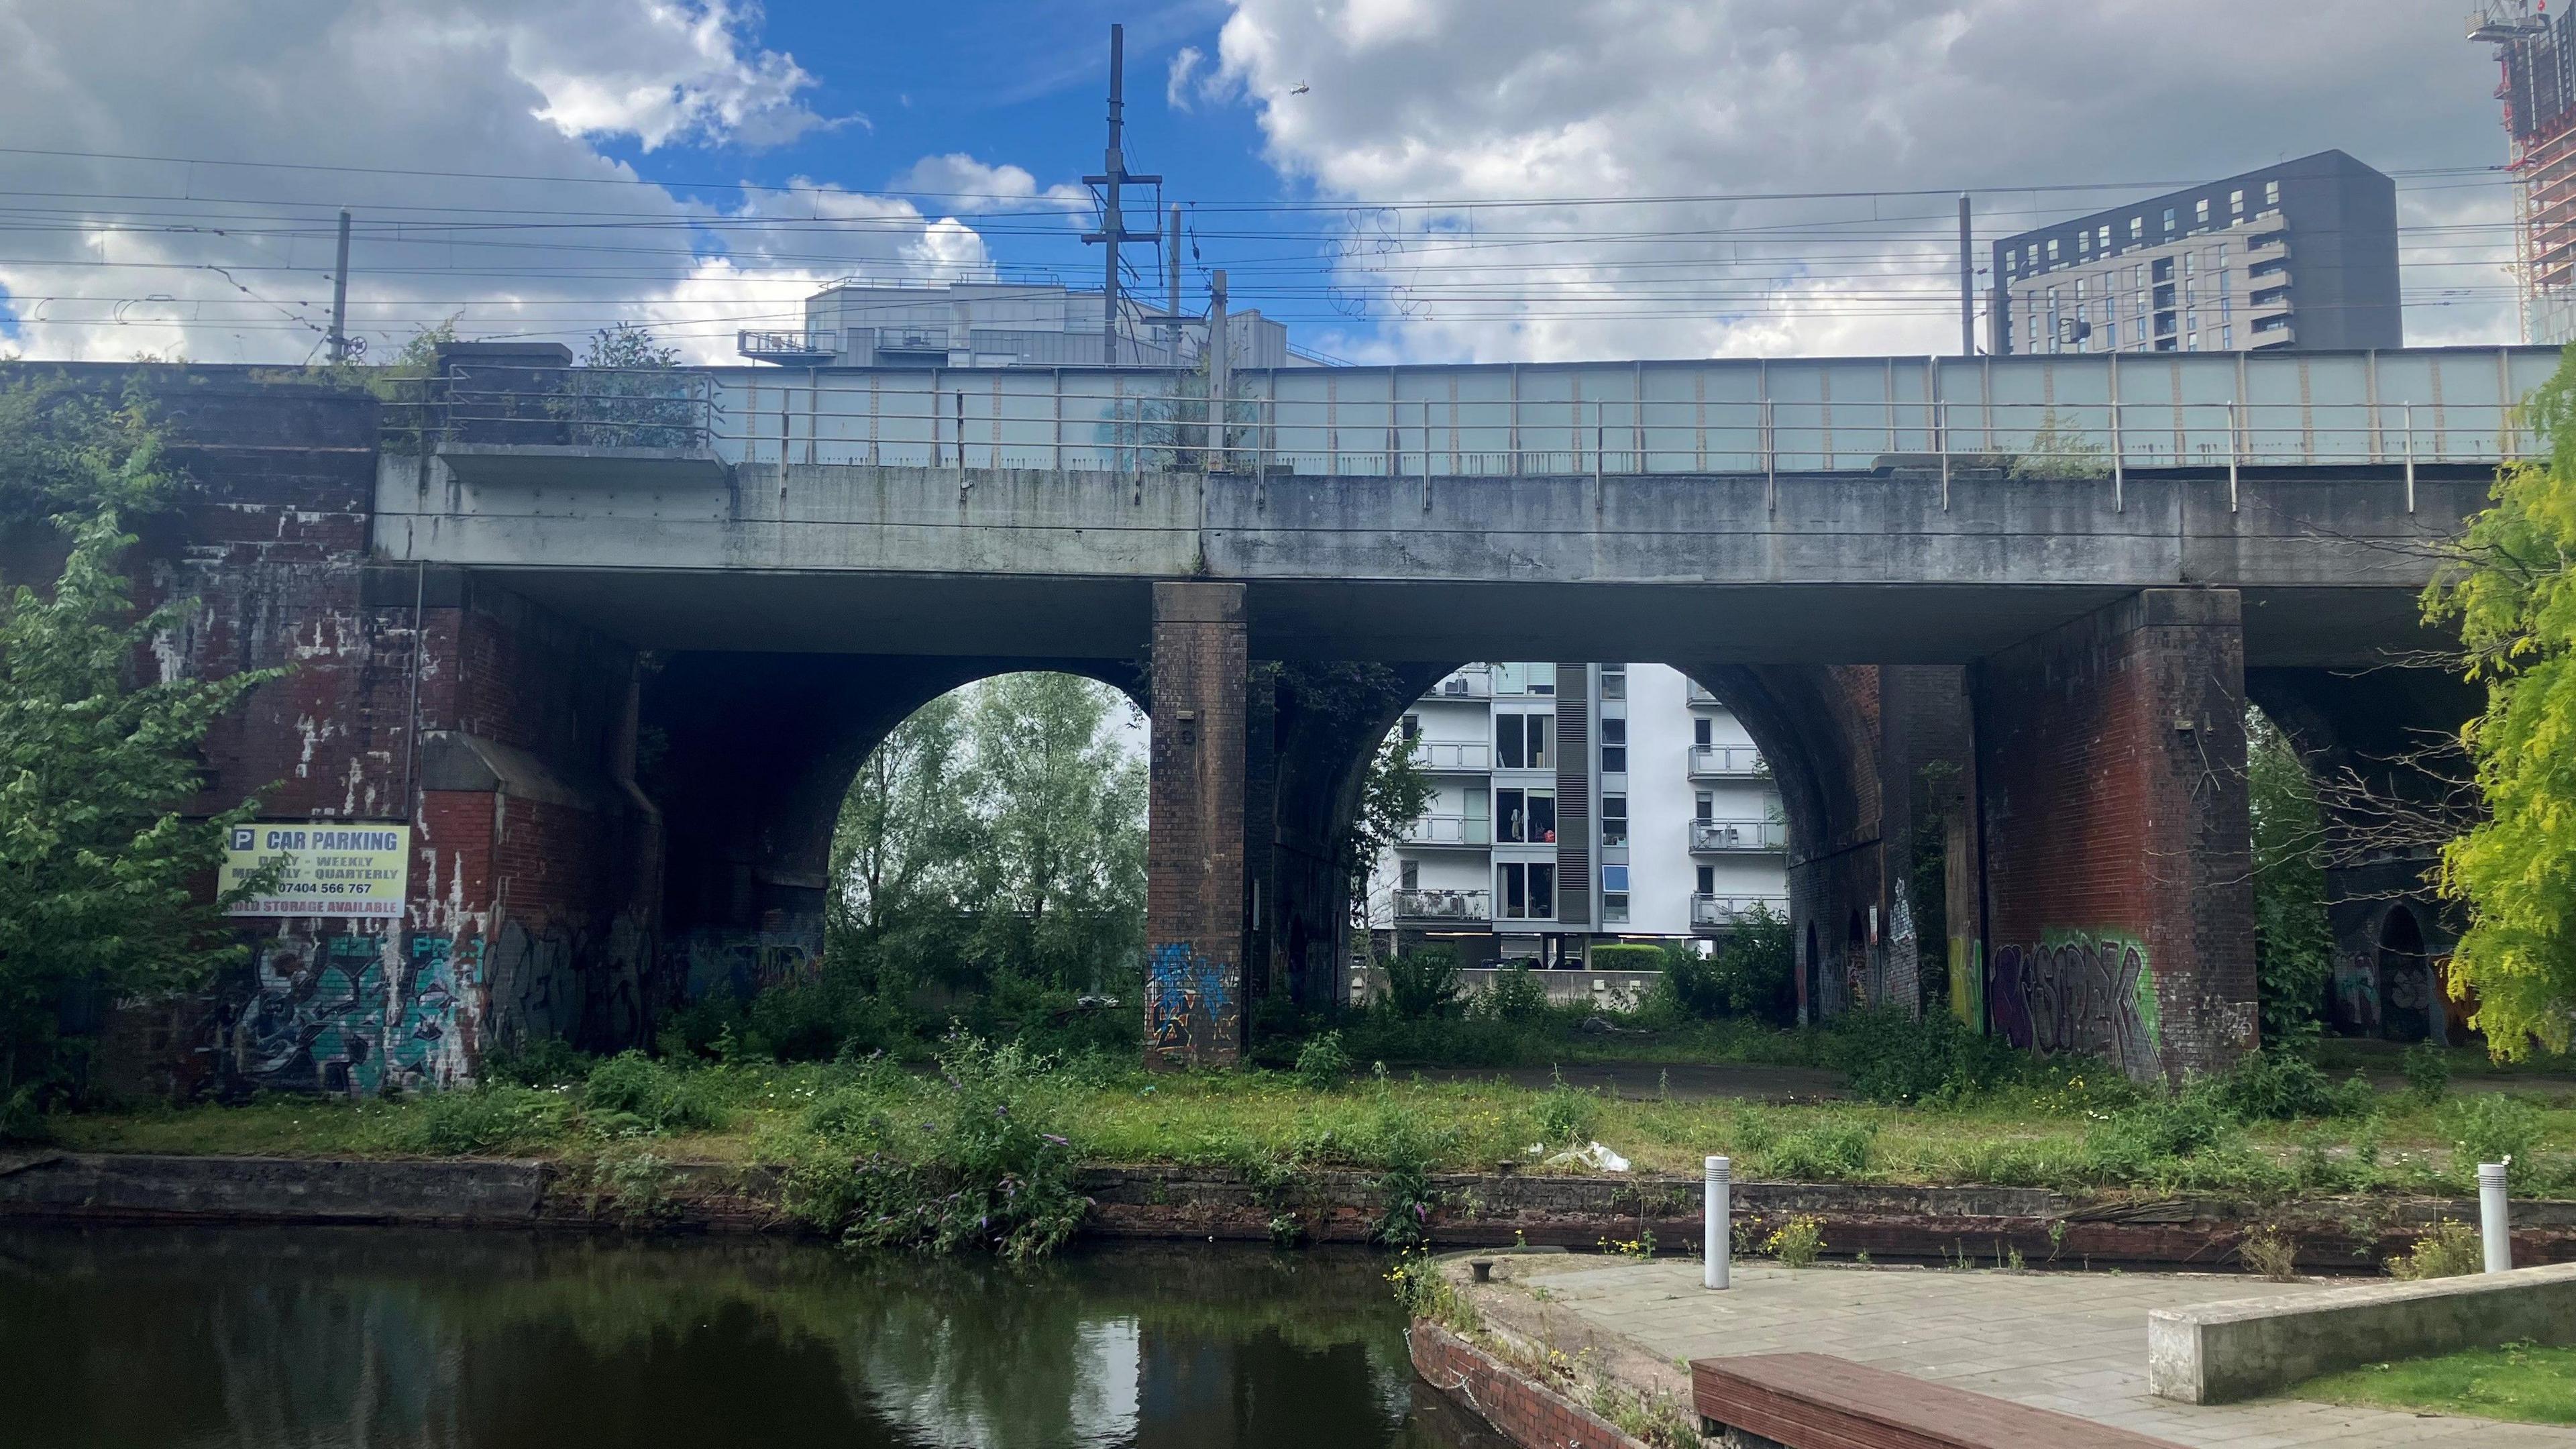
[52,344,2551,1091]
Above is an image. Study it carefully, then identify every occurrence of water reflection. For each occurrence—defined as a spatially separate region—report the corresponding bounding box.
[0,1228,1499,1449]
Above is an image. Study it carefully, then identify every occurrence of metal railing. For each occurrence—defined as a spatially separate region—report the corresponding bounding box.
[1690,818,1788,853]
[1410,741,1493,771]
[1687,745,1770,779]
[1692,894,1790,928]
[407,348,2560,496]
[1399,814,1493,847]
[1422,666,1493,701]
[1396,888,1492,922]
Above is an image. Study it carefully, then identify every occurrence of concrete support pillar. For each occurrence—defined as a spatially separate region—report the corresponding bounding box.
[1145,582,1249,1069]
[1973,588,2257,1082]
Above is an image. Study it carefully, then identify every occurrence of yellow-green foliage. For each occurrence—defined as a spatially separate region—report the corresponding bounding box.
[2387,1219,2487,1281]
[2428,347,2576,1057]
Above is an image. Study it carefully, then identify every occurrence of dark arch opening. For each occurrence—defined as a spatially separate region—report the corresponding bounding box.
[2377,905,2432,1044]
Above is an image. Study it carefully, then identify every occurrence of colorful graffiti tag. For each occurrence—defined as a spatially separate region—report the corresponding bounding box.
[212,928,475,1096]
[1144,942,1236,1065]
[1988,934,2161,1080]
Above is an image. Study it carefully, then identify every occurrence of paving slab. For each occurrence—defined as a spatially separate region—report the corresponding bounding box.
[1489,1256,2576,1447]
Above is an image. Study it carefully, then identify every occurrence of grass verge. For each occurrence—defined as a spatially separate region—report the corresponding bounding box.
[2297,1341,2576,1425]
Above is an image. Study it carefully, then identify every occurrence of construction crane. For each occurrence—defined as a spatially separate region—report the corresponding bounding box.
[2471,1,2576,341]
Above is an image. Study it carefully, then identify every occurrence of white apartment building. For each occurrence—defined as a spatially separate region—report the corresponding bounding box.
[1368,662,1787,967]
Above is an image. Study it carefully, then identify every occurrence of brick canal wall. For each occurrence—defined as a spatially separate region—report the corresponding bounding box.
[9,1153,2575,1273]
[1407,1322,1654,1449]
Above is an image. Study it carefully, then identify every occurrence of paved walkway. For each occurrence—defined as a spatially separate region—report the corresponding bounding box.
[1490,1256,2576,1446]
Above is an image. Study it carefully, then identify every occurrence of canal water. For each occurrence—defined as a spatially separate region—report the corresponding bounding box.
[0,1227,1505,1449]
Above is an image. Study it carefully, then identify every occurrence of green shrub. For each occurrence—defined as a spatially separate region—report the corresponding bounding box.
[1654,949,1729,1020]
[784,1034,1087,1260]
[2084,1093,2237,1182]
[1479,963,1552,1022]
[1534,1071,1598,1146]
[1295,1030,1354,1088]
[1590,943,1666,973]
[1834,1008,2028,1105]
[2387,1220,2485,1281]
[478,1033,592,1087]
[580,1052,726,1136]
[2402,1042,2452,1106]
[384,1084,568,1155]
[2440,1093,2544,1188]
[1764,1214,1827,1267]
[1385,947,1463,1018]
[2210,1049,2375,1122]
[1760,1121,1876,1181]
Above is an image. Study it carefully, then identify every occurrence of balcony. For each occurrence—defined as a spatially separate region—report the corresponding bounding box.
[1423,666,1493,701]
[1397,888,1492,923]
[1686,745,1770,780]
[737,330,838,365]
[1691,894,1789,929]
[1399,814,1492,847]
[1685,680,1718,704]
[1690,818,1788,853]
[1410,740,1493,771]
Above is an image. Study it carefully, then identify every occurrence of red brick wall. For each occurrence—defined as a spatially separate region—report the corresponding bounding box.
[1974,588,2256,1081]
[1145,582,1248,1069]
[1407,1323,1653,1449]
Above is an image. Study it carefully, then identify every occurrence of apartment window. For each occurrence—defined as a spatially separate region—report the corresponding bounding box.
[1600,718,1627,774]
[1496,788,1556,844]
[2078,231,2090,256]
[2026,244,2039,269]
[2129,216,2143,241]
[2102,319,2118,349]
[1600,664,1626,700]
[1400,713,1420,740]
[2265,180,2280,207]
[2046,238,2059,263]
[2183,252,2196,277]
[2195,198,2211,226]
[1496,714,1553,769]
[1493,661,1556,696]
[2075,278,2087,301]
[2230,188,2245,218]
[2153,258,2174,283]
[1399,859,1419,890]
[1695,865,1716,895]
[1695,790,1714,822]
[1693,717,1713,748]
[1603,894,1629,924]
[2161,207,2176,235]
[2098,224,2112,250]
[2222,325,2234,348]
[1603,865,1629,892]
[1600,794,1629,847]
[1499,861,1556,920]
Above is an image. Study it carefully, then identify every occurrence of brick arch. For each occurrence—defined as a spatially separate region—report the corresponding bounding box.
[645,652,1147,1006]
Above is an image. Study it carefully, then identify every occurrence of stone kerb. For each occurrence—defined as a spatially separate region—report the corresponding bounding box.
[2147,1260,2576,1404]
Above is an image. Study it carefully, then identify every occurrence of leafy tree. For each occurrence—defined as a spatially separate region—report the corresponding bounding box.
[0,376,179,528]
[960,674,1147,994]
[826,691,976,995]
[2248,708,2334,1048]
[571,323,694,448]
[2426,349,2576,1057]
[0,510,278,1127]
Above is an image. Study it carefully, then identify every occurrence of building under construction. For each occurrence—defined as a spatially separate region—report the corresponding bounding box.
[2473,1,2576,342]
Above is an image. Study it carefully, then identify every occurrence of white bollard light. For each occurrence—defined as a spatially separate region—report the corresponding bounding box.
[2480,1162,2513,1275]
[1705,1155,1731,1290]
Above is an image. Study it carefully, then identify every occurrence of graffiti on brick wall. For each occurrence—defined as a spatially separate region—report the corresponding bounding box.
[209,928,475,1096]
[678,928,822,1005]
[487,916,653,1053]
[2332,952,2381,1036]
[1145,942,1237,1062]
[1988,934,2161,1079]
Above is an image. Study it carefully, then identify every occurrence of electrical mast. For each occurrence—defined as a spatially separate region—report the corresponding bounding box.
[1083,24,1161,364]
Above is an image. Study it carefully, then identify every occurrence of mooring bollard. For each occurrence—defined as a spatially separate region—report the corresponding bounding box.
[1705,1155,1731,1290]
[2481,1162,2512,1274]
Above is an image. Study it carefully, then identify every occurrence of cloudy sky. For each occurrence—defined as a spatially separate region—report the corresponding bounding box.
[0,0,2526,365]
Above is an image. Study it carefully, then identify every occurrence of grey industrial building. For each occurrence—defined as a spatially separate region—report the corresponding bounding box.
[1991,151,2400,356]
